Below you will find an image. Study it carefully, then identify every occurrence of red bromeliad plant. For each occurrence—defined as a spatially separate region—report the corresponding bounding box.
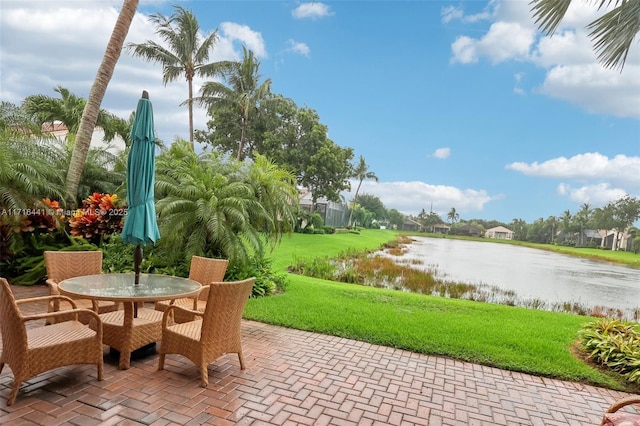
[68,193,125,243]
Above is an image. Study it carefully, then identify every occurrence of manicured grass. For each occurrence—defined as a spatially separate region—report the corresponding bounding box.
[245,229,633,391]
[269,229,398,271]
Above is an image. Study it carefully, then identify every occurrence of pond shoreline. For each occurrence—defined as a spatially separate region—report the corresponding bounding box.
[400,232,640,269]
[389,234,640,321]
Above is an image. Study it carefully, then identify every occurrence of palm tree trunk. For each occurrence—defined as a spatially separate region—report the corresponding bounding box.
[238,114,247,161]
[347,179,364,227]
[188,77,194,150]
[65,0,139,206]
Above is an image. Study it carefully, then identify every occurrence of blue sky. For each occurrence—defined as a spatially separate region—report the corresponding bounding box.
[1,0,639,224]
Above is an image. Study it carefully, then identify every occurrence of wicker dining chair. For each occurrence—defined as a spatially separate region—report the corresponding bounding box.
[0,277,104,406]
[154,256,229,323]
[600,396,640,426]
[158,277,256,387]
[44,250,119,321]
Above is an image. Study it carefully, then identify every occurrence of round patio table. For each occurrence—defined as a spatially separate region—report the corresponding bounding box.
[59,273,201,369]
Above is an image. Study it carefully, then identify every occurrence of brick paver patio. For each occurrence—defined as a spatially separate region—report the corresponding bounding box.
[1,284,637,425]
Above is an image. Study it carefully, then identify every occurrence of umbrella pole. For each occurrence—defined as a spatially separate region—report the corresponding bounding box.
[134,245,143,285]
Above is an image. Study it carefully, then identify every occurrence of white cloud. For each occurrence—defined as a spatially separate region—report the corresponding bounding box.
[531,30,595,67]
[506,153,640,187]
[450,36,479,64]
[451,21,535,65]
[556,183,628,206]
[447,0,640,118]
[344,180,496,217]
[507,153,640,207]
[441,1,497,24]
[219,22,267,58]
[432,147,451,159]
[0,3,263,145]
[292,3,333,20]
[287,39,310,57]
[537,64,640,118]
[513,72,526,95]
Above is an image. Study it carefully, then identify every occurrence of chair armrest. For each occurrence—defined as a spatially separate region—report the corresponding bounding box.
[16,295,78,310]
[198,285,210,302]
[162,304,204,327]
[21,307,102,328]
[46,278,61,295]
[606,395,640,413]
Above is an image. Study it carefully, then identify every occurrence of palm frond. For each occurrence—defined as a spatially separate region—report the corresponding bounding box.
[530,0,572,35]
[588,0,640,70]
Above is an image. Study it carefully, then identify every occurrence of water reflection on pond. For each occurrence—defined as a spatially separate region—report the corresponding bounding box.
[386,236,640,319]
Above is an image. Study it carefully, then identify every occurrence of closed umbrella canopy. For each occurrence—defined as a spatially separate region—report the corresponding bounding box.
[121,91,160,284]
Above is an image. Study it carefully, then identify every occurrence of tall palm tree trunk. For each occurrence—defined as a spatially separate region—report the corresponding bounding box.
[187,78,194,150]
[238,114,248,161]
[347,180,364,227]
[65,0,139,206]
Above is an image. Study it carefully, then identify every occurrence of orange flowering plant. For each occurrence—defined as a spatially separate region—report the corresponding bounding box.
[68,193,126,243]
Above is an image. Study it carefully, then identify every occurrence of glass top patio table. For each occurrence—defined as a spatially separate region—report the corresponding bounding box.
[58,273,201,303]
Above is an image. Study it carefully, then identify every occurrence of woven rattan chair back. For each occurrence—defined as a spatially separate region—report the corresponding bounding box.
[0,277,104,405]
[0,278,28,363]
[158,277,256,386]
[44,250,103,289]
[200,277,255,340]
[188,256,229,301]
[155,256,229,323]
[44,250,118,318]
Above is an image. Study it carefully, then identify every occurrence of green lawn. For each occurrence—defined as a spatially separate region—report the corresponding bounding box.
[245,229,635,391]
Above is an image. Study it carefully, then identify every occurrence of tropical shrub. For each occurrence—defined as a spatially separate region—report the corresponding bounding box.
[68,193,125,244]
[0,135,66,259]
[579,318,640,384]
[155,140,297,267]
[226,256,288,297]
[9,234,98,285]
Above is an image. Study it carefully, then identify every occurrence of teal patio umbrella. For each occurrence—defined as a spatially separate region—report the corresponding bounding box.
[121,90,160,285]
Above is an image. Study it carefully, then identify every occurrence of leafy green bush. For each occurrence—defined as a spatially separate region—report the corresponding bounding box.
[226,255,288,297]
[5,232,97,285]
[579,318,640,384]
[101,234,189,277]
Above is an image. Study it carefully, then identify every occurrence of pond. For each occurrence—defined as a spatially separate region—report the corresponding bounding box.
[386,236,640,319]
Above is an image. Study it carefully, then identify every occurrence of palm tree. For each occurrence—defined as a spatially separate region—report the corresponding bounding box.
[66,0,138,206]
[0,133,66,255]
[23,86,85,134]
[530,0,640,70]
[574,202,592,246]
[197,46,275,161]
[49,138,126,202]
[447,207,459,224]
[154,141,297,266]
[348,156,378,227]
[23,86,129,146]
[126,5,232,149]
[0,101,40,136]
[247,154,298,243]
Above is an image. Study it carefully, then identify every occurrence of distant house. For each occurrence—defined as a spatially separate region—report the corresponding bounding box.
[430,224,450,234]
[455,224,482,237]
[581,229,604,246]
[485,226,514,240]
[42,121,126,154]
[298,188,348,228]
[602,229,635,251]
[401,218,423,232]
[557,228,634,250]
